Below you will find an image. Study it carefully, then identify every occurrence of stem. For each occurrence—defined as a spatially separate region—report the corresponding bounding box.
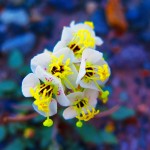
[1,113,37,124]
[95,105,120,118]
[93,80,103,93]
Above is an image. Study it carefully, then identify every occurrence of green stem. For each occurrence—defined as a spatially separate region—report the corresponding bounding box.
[93,80,103,93]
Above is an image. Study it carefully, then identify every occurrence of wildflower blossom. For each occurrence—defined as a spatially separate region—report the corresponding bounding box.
[76,48,110,102]
[76,48,110,91]
[22,70,70,127]
[53,21,103,62]
[63,89,99,127]
[22,21,111,128]
[31,48,78,91]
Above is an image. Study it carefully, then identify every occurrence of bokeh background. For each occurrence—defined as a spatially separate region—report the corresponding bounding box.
[0,0,150,150]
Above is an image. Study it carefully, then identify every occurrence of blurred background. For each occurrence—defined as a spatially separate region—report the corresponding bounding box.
[0,0,150,149]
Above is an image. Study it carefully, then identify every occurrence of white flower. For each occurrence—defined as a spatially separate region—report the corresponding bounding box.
[53,21,103,62]
[21,20,111,127]
[76,48,111,91]
[30,48,78,91]
[22,70,70,126]
[63,89,99,127]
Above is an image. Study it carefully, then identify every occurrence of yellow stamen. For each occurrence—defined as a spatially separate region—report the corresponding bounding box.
[72,97,99,126]
[76,108,99,121]
[48,54,73,79]
[48,54,76,92]
[84,21,94,29]
[30,82,55,126]
[48,54,78,91]
[31,87,52,114]
[68,29,95,58]
[82,62,110,90]
[98,64,110,82]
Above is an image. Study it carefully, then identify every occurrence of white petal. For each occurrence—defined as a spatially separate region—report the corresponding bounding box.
[80,76,110,91]
[53,47,75,62]
[30,52,50,73]
[32,98,57,117]
[53,40,67,52]
[95,37,103,46]
[82,48,103,65]
[61,27,73,42]
[76,57,86,84]
[56,82,71,106]
[84,89,98,107]
[35,66,70,106]
[35,66,58,84]
[63,106,77,119]
[44,49,52,54]
[96,58,108,67]
[67,92,84,104]
[73,57,81,63]
[22,73,40,97]
[64,64,78,89]
[70,21,75,27]
[97,77,109,86]
[49,99,57,116]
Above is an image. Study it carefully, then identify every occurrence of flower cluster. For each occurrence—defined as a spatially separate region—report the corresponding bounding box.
[22,21,111,128]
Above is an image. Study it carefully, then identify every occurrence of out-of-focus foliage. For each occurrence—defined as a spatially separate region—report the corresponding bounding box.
[111,106,135,120]
[8,50,24,69]
[76,124,118,144]
[76,124,103,144]
[4,138,25,150]
[0,125,6,142]
[0,80,17,96]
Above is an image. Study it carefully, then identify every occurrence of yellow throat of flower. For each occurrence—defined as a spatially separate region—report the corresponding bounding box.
[98,64,110,82]
[68,29,95,58]
[83,62,110,83]
[30,83,53,113]
[30,82,57,127]
[72,97,99,127]
[48,54,73,79]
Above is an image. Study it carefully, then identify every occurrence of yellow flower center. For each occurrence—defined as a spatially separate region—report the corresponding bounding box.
[76,108,99,122]
[85,66,94,77]
[83,62,110,83]
[48,54,77,92]
[82,62,110,97]
[98,64,110,82]
[73,97,88,109]
[68,29,95,58]
[48,54,73,79]
[72,97,99,127]
[30,83,54,113]
[30,81,58,127]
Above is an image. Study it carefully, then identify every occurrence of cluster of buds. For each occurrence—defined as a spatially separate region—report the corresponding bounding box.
[22,21,111,127]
